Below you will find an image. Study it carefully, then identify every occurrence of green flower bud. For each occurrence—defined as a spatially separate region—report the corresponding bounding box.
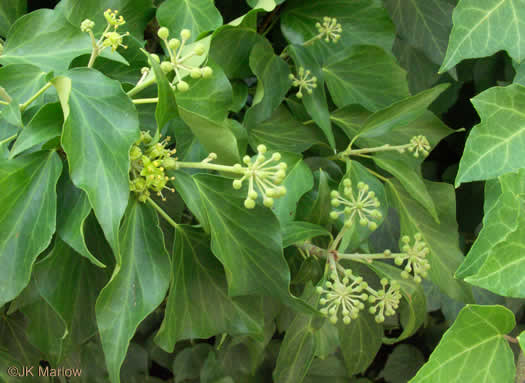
[190,68,202,79]
[180,29,191,40]
[263,197,274,208]
[149,54,160,64]
[244,198,255,209]
[177,81,189,92]
[248,190,258,200]
[157,27,169,40]
[201,66,213,79]
[160,61,173,73]
[168,38,180,50]
[194,43,205,55]
[329,211,338,220]
[233,179,242,189]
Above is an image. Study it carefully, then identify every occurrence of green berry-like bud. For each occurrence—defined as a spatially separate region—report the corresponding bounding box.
[344,219,352,227]
[394,257,403,266]
[330,316,338,324]
[190,68,202,79]
[359,218,368,226]
[180,29,191,40]
[401,270,409,279]
[272,153,281,161]
[296,91,303,99]
[233,179,242,189]
[257,144,267,154]
[168,38,180,50]
[263,197,274,208]
[160,61,173,73]
[329,211,338,220]
[316,286,323,294]
[331,199,340,207]
[368,221,377,231]
[162,157,177,169]
[201,66,213,78]
[80,19,95,32]
[149,54,160,64]
[157,27,169,40]
[194,43,205,55]
[244,199,255,209]
[330,190,339,198]
[343,316,351,325]
[248,190,258,200]
[343,179,351,187]
[177,81,189,92]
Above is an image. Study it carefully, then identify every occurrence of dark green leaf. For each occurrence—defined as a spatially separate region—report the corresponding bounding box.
[282,221,331,248]
[0,0,26,37]
[379,344,425,383]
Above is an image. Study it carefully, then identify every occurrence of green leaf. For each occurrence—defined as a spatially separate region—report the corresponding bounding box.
[54,68,140,259]
[384,0,454,67]
[0,0,26,37]
[410,305,516,383]
[323,46,410,111]
[288,44,335,148]
[0,150,62,307]
[440,0,525,73]
[455,84,525,186]
[58,0,154,39]
[357,84,450,139]
[387,180,474,303]
[247,0,281,12]
[192,174,306,309]
[171,170,210,233]
[273,285,320,383]
[338,311,382,376]
[155,225,263,351]
[231,80,248,113]
[9,103,62,158]
[281,0,395,63]
[157,0,222,42]
[96,200,170,383]
[282,221,331,248]
[379,344,425,383]
[249,104,326,153]
[56,170,105,268]
[177,61,240,164]
[244,40,291,134]
[0,64,48,107]
[369,262,426,344]
[273,154,314,225]
[0,9,127,72]
[173,344,213,383]
[298,169,333,228]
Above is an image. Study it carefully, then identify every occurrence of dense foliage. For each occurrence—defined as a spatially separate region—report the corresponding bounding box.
[1,0,525,382]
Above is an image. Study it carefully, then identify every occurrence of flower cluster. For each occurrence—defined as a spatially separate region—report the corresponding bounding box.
[329,179,382,230]
[289,67,317,98]
[232,145,287,209]
[368,279,402,323]
[81,9,130,53]
[395,233,430,283]
[156,26,213,92]
[316,270,368,324]
[315,17,342,43]
[407,135,431,158]
[129,131,178,203]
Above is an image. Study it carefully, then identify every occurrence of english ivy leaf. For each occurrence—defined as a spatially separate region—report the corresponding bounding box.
[231,80,248,113]
[384,0,454,67]
[456,84,525,186]
[192,174,308,310]
[247,0,282,12]
[56,170,105,268]
[323,46,410,111]
[304,356,348,383]
[249,104,326,153]
[96,200,170,383]
[0,64,48,113]
[410,305,516,383]
[54,69,140,260]
[297,169,333,228]
[58,0,154,40]
[519,331,525,353]
[387,180,474,303]
[379,344,425,383]
[288,44,335,148]
[338,310,382,376]
[170,170,210,233]
[0,0,26,37]
[0,150,62,308]
[157,0,222,43]
[282,221,331,248]
[369,262,426,344]
[244,40,291,134]
[172,344,213,383]
[155,225,264,352]
[0,9,127,72]
[273,153,314,225]
[9,103,62,159]
[440,0,525,73]
[177,61,240,164]
[281,0,395,64]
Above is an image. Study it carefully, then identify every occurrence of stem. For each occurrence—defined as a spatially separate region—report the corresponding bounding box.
[0,100,8,106]
[147,197,179,229]
[329,225,348,251]
[127,76,156,97]
[132,97,159,104]
[0,133,17,146]
[517,350,525,383]
[364,166,390,183]
[87,30,100,68]
[303,35,321,47]
[176,161,245,174]
[338,252,396,262]
[346,143,410,156]
[19,82,52,112]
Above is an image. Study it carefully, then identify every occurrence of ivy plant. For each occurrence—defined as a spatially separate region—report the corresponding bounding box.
[1,0,525,382]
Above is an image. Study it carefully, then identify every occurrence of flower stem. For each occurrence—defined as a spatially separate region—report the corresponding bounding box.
[19,82,52,112]
[345,143,410,156]
[147,197,179,229]
[132,97,159,104]
[176,161,245,174]
[127,76,156,97]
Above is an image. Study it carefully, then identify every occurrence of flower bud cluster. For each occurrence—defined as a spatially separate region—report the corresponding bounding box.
[329,179,382,231]
[156,26,213,92]
[80,9,129,54]
[316,269,369,325]
[289,67,317,99]
[368,278,402,323]
[407,135,431,158]
[129,131,177,203]
[315,17,342,43]
[395,233,430,283]
[232,144,287,209]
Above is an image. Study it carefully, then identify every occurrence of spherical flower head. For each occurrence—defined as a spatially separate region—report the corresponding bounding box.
[396,233,430,282]
[329,179,382,229]
[102,31,129,52]
[316,270,368,325]
[80,19,95,32]
[315,16,342,43]
[290,67,317,99]
[368,279,401,323]
[157,27,170,40]
[104,9,126,28]
[408,135,431,158]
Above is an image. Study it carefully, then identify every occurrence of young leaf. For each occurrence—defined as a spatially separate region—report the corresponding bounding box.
[154,225,264,352]
[410,305,515,383]
[96,200,170,383]
[0,151,62,308]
